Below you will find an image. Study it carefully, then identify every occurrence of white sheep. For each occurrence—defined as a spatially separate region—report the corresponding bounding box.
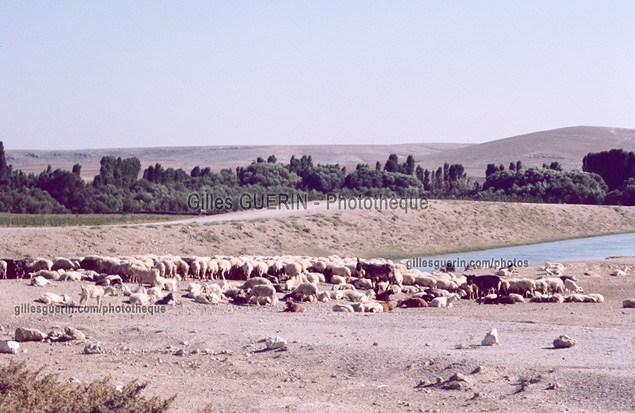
[543,277,565,294]
[239,277,272,290]
[564,279,584,293]
[332,283,356,291]
[30,276,52,287]
[507,293,525,303]
[414,276,436,289]
[247,285,278,306]
[353,278,374,290]
[79,285,117,306]
[129,292,152,305]
[332,304,354,312]
[317,291,330,302]
[329,290,345,300]
[363,301,384,313]
[547,294,564,303]
[287,282,318,303]
[146,286,164,299]
[610,266,629,277]
[330,275,347,285]
[195,293,221,304]
[429,293,461,308]
[39,292,71,305]
[0,260,7,279]
[587,293,604,303]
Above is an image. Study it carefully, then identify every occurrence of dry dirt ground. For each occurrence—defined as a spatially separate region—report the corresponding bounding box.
[1,258,634,412]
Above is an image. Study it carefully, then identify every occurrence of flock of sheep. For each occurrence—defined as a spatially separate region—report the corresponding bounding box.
[2,254,633,311]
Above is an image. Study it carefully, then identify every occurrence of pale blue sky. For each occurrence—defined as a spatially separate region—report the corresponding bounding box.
[1,1,634,150]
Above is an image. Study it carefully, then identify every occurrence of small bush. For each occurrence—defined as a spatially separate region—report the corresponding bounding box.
[0,360,176,412]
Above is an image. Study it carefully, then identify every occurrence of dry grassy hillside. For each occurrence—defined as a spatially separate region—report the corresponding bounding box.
[417,126,635,178]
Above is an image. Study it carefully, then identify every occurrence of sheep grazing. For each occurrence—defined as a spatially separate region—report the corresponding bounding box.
[564,279,584,293]
[247,285,278,306]
[51,257,78,271]
[39,292,71,305]
[239,277,272,290]
[398,297,428,308]
[284,282,318,303]
[132,267,161,285]
[0,260,7,279]
[429,293,461,308]
[283,300,304,312]
[79,285,117,306]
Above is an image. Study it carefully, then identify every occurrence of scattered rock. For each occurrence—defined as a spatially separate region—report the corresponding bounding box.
[481,329,499,346]
[553,335,576,349]
[265,336,287,350]
[622,299,635,308]
[546,382,561,390]
[63,327,86,341]
[448,372,468,382]
[471,366,486,374]
[174,349,185,356]
[15,327,47,342]
[68,377,82,384]
[0,341,19,354]
[83,342,104,354]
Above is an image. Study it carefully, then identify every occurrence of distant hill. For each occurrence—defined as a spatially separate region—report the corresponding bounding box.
[5,126,635,180]
[4,143,467,180]
[416,126,635,178]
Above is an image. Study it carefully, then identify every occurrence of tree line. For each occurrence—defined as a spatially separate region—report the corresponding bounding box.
[0,141,634,214]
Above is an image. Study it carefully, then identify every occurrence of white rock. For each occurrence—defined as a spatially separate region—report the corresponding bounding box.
[0,340,20,354]
[83,342,104,354]
[481,329,499,346]
[265,336,287,350]
[553,335,576,348]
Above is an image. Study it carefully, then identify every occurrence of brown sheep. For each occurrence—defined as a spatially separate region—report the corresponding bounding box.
[398,297,428,308]
[283,300,304,312]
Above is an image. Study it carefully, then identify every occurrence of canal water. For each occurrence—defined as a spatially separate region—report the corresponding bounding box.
[408,232,635,272]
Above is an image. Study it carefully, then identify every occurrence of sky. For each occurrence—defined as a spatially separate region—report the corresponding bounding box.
[1,1,635,150]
